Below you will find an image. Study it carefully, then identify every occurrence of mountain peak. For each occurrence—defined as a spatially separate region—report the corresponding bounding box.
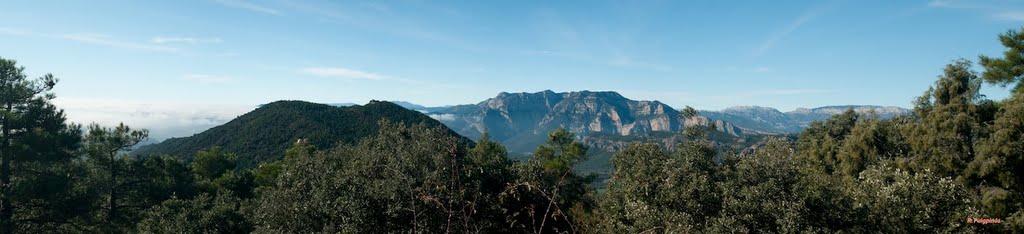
[134,100,468,168]
[567,90,626,99]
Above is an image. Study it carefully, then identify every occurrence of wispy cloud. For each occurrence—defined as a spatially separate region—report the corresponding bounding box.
[607,57,674,71]
[0,27,30,36]
[928,0,1024,21]
[299,67,390,80]
[152,37,223,44]
[61,33,180,52]
[754,66,774,73]
[992,11,1024,21]
[750,89,835,96]
[428,113,456,121]
[927,0,994,9]
[752,5,832,57]
[214,0,282,16]
[182,74,232,84]
[0,27,231,54]
[280,1,482,52]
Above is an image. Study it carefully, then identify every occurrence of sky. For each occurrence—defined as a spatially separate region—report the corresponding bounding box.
[1,0,1023,139]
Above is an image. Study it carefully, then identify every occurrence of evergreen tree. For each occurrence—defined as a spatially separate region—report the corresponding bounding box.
[81,123,148,232]
[972,26,1024,231]
[465,134,516,232]
[0,57,84,233]
[501,128,594,234]
[980,27,1024,95]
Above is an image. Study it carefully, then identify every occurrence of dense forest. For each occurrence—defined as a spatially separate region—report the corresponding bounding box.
[1,28,1023,233]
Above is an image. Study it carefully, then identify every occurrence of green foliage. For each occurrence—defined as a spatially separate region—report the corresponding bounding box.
[979,27,1024,95]
[12,26,1024,233]
[465,134,516,231]
[597,141,720,233]
[907,60,994,177]
[501,128,595,234]
[851,164,977,233]
[835,114,910,179]
[82,123,154,232]
[136,193,253,233]
[0,57,84,233]
[795,109,860,175]
[191,147,237,181]
[133,100,468,168]
[966,96,1024,230]
[253,121,499,233]
[253,139,314,188]
[714,138,859,233]
[533,128,588,174]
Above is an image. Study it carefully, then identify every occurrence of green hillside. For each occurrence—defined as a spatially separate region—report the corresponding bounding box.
[133,100,469,168]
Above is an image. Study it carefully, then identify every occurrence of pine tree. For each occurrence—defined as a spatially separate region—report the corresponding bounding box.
[0,57,83,233]
[979,27,1024,95]
[82,123,148,232]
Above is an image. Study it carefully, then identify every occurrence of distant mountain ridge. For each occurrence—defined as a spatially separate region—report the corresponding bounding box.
[702,105,911,134]
[327,95,911,150]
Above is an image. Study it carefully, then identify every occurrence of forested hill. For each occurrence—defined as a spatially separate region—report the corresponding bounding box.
[133,100,469,168]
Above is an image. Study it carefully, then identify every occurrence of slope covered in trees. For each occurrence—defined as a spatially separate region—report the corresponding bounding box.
[133,100,468,168]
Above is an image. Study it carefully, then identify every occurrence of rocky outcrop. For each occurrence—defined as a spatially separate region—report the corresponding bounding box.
[433,90,743,153]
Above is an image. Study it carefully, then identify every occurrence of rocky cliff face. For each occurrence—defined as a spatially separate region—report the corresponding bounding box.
[434,90,743,153]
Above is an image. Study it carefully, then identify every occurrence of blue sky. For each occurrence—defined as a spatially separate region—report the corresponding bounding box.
[1,0,1022,139]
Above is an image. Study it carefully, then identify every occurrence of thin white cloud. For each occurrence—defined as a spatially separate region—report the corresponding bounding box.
[992,11,1024,21]
[928,0,961,8]
[299,67,390,80]
[61,33,180,52]
[0,27,213,54]
[753,3,836,57]
[182,74,232,84]
[428,113,457,121]
[927,0,996,9]
[151,37,223,44]
[928,0,1024,21]
[607,57,674,72]
[754,66,774,73]
[0,27,30,36]
[751,89,836,96]
[214,52,239,57]
[279,1,484,52]
[214,0,283,16]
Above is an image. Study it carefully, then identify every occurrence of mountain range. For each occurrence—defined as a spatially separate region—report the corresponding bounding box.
[428,90,744,153]
[700,105,911,134]
[392,90,910,154]
[133,90,911,173]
